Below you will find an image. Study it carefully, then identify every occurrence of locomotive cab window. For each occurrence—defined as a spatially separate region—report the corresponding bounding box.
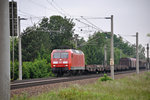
[53,52,68,58]
[61,52,68,58]
[53,53,60,58]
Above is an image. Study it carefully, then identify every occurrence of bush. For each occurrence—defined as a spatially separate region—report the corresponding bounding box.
[99,74,112,82]
[22,58,53,79]
[22,62,32,79]
[11,58,53,80]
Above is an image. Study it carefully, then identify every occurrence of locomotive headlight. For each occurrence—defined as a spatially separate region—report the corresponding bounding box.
[53,61,58,64]
[53,65,56,67]
[63,61,68,64]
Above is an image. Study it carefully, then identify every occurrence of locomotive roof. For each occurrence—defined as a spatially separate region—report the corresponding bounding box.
[71,49,84,54]
[53,49,84,54]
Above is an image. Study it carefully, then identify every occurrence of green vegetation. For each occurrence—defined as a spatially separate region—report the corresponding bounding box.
[10,15,146,80]
[98,74,112,81]
[11,72,150,100]
[79,32,145,65]
[11,57,53,80]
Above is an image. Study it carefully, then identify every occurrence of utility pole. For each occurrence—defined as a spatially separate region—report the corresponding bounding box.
[104,16,114,79]
[136,32,139,74]
[18,16,27,80]
[110,15,114,80]
[0,0,10,99]
[147,43,149,72]
[18,16,22,80]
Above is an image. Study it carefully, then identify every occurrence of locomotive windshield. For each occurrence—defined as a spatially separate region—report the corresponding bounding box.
[53,52,60,58]
[53,52,68,58]
[61,52,68,58]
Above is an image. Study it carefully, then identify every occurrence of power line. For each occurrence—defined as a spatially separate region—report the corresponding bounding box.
[29,0,56,12]
[75,29,95,33]
[80,16,104,32]
[78,35,101,47]
[46,0,66,16]
[51,0,72,17]
[18,0,107,44]
[118,34,134,45]
[18,10,37,17]
[19,0,105,40]
[75,18,101,32]
[79,16,109,19]
[21,17,63,36]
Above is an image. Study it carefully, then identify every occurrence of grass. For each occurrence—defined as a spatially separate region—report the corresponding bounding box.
[11,72,150,100]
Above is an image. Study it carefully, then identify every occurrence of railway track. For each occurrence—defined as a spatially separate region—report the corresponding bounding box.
[11,69,146,90]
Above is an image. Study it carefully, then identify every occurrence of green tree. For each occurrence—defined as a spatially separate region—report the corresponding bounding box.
[80,32,107,65]
[21,16,75,61]
[79,32,145,65]
[48,16,75,49]
[138,44,145,60]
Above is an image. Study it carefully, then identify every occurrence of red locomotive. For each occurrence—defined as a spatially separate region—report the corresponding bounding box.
[51,49,85,76]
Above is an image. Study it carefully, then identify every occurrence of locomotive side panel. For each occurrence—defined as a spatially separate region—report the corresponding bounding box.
[71,50,85,70]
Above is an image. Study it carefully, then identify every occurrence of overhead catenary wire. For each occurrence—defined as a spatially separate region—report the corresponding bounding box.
[78,16,110,19]
[78,35,102,47]
[46,0,104,34]
[18,0,108,47]
[21,17,62,36]
[51,0,72,18]
[46,0,66,17]
[45,1,102,32]
[20,11,74,37]
[80,16,104,32]
[118,34,135,46]
[18,10,37,18]
[75,19,99,31]
[19,0,105,36]
[30,0,56,12]
[18,0,57,33]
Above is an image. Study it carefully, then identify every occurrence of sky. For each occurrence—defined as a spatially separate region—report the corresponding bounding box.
[15,0,150,48]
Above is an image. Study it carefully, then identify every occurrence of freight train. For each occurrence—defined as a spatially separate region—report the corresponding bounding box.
[51,49,146,76]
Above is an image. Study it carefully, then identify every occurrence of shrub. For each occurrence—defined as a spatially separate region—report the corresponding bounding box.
[22,62,32,79]
[22,58,52,79]
[11,58,53,80]
[99,74,112,82]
